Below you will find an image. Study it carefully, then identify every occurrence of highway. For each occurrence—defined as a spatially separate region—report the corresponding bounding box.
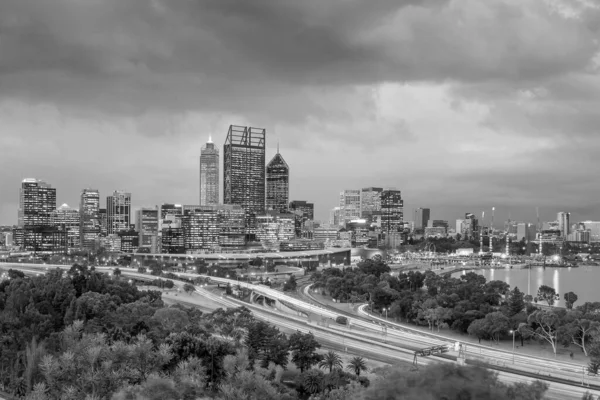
[4,263,600,399]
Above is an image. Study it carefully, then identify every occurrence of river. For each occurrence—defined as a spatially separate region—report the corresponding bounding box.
[452,266,600,308]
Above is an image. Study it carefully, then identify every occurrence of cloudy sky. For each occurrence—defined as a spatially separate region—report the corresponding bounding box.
[1,0,600,226]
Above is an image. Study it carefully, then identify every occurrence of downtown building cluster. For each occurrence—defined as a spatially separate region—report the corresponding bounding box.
[7,125,318,255]
[325,187,405,248]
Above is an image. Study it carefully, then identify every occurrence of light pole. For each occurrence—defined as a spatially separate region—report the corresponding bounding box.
[383,307,389,319]
[509,329,516,364]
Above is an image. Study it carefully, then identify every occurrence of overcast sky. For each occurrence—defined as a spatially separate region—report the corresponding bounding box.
[2,0,600,226]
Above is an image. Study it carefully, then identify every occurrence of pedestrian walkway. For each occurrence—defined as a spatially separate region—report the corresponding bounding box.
[307,290,590,367]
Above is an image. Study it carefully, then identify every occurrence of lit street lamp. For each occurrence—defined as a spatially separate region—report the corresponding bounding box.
[383,307,389,319]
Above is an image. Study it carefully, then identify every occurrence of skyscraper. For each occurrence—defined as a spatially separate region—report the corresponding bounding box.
[136,207,159,251]
[266,149,290,213]
[79,188,100,248]
[15,179,66,254]
[200,136,219,206]
[289,200,314,237]
[106,191,131,234]
[53,203,80,249]
[557,212,570,238]
[415,208,431,230]
[223,125,266,226]
[360,187,383,214]
[18,178,56,227]
[381,188,404,234]
[339,189,361,223]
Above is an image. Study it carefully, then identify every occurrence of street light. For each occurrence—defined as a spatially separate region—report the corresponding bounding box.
[383,307,389,319]
[509,329,516,364]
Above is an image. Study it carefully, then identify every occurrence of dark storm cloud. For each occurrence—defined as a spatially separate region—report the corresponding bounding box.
[2,0,598,118]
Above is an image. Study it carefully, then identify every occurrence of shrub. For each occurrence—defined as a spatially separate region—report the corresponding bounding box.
[336,316,348,325]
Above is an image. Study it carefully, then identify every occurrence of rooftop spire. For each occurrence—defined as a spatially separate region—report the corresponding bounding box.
[208,135,213,144]
[277,140,280,154]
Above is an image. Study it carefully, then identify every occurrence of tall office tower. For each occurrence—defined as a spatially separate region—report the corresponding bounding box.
[339,189,361,223]
[266,150,290,213]
[181,205,220,252]
[15,178,66,253]
[79,188,100,248]
[200,136,219,206]
[464,213,479,235]
[18,178,56,227]
[136,207,159,251]
[557,212,570,238]
[53,204,81,249]
[381,188,404,234]
[360,187,383,214]
[223,125,266,227]
[517,223,537,242]
[217,205,246,250]
[414,208,431,230]
[99,209,108,236]
[289,200,315,237]
[106,191,131,234]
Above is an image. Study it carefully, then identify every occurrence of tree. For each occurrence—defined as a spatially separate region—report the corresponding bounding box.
[289,331,323,373]
[564,292,579,310]
[507,287,526,316]
[319,351,343,373]
[358,363,548,400]
[558,315,600,356]
[301,369,325,395]
[246,321,289,369]
[113,267,122,277]
[283,275,297,292]
[467,319,488,343]
[537,285,559,307]
[346,356,368,376]
[183,283,195,295]
[525,310,561,356]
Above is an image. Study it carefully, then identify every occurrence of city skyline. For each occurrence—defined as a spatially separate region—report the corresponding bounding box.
[2,1,600,226]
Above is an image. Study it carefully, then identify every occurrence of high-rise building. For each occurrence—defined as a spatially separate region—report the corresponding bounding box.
[53,203,80,249]
[200,136,220,206]
[99,208,108,237]
[557,212,570,238]
[18,178,56,227]
[517,223,537,242]
[339,189,361,223]
[136,207,159,251]
[414,208,430,230]
[381,188,403,234]
[256,212,295,250]
[15,179,65,254]
[223,125,266,227]
[266,150,290,213]
[106,191,131,234]
[289,200,314,237]
[79,188,100,248]
[360,187,383,215]
[217,205,246,250]
[181,205,220,253]
[580,221,600,242]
